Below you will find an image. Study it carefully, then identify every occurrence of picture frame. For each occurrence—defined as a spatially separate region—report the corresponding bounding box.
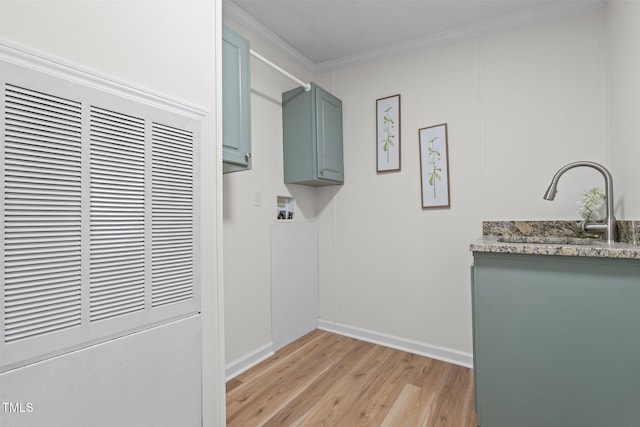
[376,94,401,172]
[419,123,450,208]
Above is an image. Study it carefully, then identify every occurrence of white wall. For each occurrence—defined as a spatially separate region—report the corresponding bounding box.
[319,9,608,356]
[0,1,221,425]
[221,18,318,364]
[609,0,640,218]
[0,1,216,109]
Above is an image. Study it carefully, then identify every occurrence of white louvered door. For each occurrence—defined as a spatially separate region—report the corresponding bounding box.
[4,85,83,343]
[1,57,201,372]
[151,123,194,307]
[89,107,146,322]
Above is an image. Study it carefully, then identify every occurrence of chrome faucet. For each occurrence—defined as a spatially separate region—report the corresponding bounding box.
[543,161,616,243]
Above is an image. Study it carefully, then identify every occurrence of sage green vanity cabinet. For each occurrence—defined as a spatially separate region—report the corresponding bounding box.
[471,252,640,427]
[282,83,343,186]
[222,26,251,173]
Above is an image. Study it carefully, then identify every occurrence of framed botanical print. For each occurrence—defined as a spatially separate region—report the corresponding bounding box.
[419,123,450,208]
[376,94,401,172]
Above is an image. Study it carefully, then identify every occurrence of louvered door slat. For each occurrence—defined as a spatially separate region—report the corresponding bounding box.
[151,123,194,307]
[153,274,193,287]
[5,130,82,146]
[4,84,82,344]
[152,150,192,163]
[89,276,144,290]
[5,304,80,325]
[89,107,146,322]
[5,110,80,132]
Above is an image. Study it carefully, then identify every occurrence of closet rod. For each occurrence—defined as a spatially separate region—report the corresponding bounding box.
[250,49,311,92]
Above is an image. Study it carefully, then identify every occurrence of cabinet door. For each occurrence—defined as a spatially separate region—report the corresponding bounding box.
[315,86,343,183]
[222,26,251,171]
[473,252,640,427]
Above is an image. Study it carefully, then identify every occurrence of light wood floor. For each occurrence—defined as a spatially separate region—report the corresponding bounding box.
[226,329,478,426]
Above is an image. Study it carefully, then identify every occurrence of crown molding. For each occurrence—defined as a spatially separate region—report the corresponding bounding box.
[223,0,607,74]
[222,0,316,73]
[314,0,608,72]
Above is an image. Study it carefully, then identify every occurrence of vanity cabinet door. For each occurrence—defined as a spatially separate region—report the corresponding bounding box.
[472,252,640,427]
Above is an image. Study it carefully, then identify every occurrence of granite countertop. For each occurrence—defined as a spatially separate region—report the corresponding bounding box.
[470,220,640,260]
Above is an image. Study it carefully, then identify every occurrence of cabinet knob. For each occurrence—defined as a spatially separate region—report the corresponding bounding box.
[320,169,325,176]
[244,152,251,161]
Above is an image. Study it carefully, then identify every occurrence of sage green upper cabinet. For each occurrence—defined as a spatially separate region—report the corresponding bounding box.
[282,83,344,186]
[222,26,251,173]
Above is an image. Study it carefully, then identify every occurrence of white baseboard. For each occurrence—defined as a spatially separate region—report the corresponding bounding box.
[318,319,473,368]
[225,321,473,381]
[225,341,275,381]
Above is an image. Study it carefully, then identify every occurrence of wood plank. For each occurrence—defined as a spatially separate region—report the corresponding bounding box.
[285,344,397,426]
[423,363,476,426]
[331,351,434,426]
[226,377,243,394]
[380,384,435,427]
[227,332,361,426]
[262,339,376,426]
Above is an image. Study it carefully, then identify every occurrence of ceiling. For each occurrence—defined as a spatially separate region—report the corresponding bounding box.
[223,0,606,72]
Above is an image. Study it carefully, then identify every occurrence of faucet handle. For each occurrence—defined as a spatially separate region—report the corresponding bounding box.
[577,220,587,233]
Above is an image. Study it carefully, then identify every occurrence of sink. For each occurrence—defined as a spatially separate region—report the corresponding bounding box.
[497,236,603,245]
